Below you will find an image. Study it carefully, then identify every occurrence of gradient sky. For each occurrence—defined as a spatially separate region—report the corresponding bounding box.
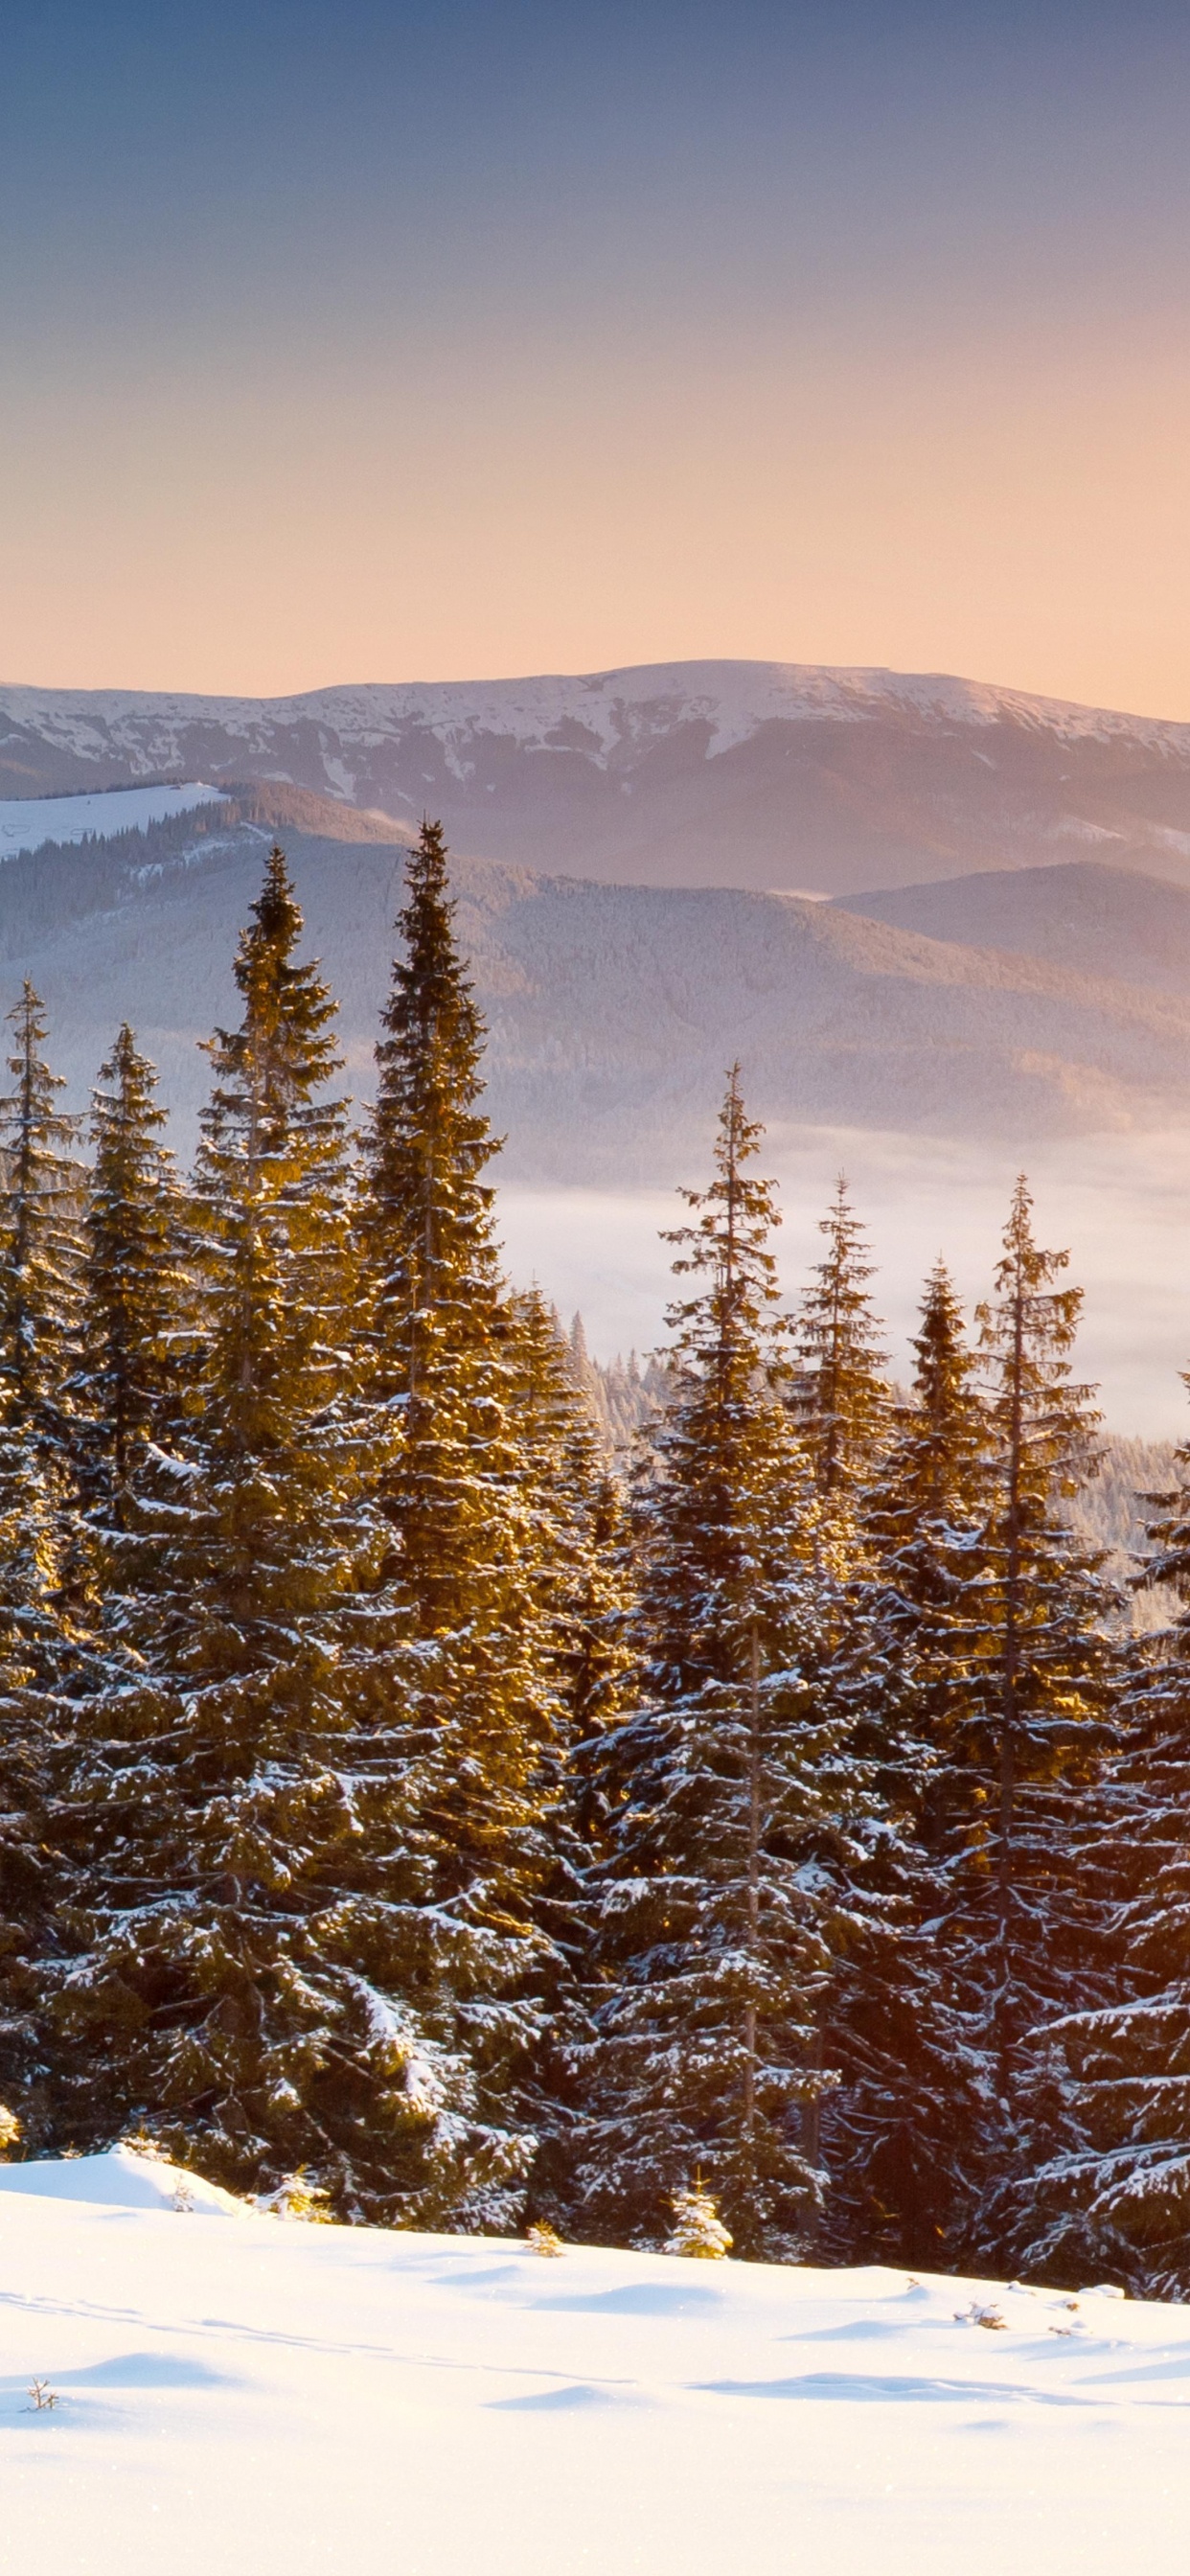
[5,0,1190,706]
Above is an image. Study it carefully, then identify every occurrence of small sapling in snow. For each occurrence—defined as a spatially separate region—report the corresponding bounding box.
[665,2184,733,2260]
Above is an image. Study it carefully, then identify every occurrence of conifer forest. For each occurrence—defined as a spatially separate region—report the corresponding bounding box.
[4,817,1190,2300]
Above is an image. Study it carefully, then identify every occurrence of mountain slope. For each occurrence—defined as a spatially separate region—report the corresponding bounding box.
[835,862,1190,998]
[8,660,1190,895]
[8,801,1190,1182]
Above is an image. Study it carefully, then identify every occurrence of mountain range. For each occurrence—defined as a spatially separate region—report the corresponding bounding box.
[6,786,1190,1181]
[7,672,1190,1425]
[9,659,1190,895]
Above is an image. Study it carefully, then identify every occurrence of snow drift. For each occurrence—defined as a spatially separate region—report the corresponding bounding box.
[2,2150,1186,2576]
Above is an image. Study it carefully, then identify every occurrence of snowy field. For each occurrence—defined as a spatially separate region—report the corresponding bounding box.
[2,2150,1186,2576]
[0,782,221,860]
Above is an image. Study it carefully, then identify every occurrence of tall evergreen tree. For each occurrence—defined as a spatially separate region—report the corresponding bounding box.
[938,1179,1120,2266]
[504,1288,638,2220]
[0,981,83,1460]
[794,1178,891,1515]
[79,1024,184,1512]
[0,986,87,2135]
[507,1292,634,1746]
[365,816,513,1623]
[575,1071,867,2258]
[866,1260,991,1657]
[0,979,92,1677]
[48,850,515,2221]
[1020,1407,1190,2293]
[822,1263,992,2266]
[973,1184,1112,2052]
[360,820,573,2213]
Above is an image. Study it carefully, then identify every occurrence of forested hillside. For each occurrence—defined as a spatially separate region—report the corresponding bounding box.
[8,790,1190,1178]
[2,822,1189,2294]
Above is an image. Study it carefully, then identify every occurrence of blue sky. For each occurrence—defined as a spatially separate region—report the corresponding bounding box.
[5,0,1190,700]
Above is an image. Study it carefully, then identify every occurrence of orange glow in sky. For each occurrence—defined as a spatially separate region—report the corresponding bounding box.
[6,2,1190,714]
[6,323,1190,713]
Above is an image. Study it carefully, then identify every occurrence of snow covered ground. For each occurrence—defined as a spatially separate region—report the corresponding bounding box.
[0,782,221,860]
[1,2150,1185,2575]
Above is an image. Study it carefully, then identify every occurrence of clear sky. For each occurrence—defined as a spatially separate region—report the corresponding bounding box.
[5,0,1190,707]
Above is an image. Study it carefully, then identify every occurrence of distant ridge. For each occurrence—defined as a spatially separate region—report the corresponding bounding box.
[835,862,1190,1000]
[6,660,1190,895]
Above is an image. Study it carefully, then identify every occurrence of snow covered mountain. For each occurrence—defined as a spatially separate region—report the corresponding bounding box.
[8,660,1190,894]
[1,2148,1183,2576]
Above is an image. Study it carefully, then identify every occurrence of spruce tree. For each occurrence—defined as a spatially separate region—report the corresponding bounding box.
[360,819,572,2214]
[49,850,518,2221]
[576,1070,867,2259]
[508,1289,635,1756]
[365,817,513,1622]
[1020,1409,1190,2293]
[502,1288,639,2222]
[0,986,86,2135]
[794,1177,891,1516]
[0,982,91,1677]
[942,1179,1119,2266]
[822,1263,992,2266]
[973,1184,1113,2048]
[866,1260,991,1659]
[0,982,83,1461]
[79,1024,184,1512]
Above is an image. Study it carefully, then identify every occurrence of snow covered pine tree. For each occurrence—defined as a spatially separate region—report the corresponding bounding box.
[823,1261,992,2267]
[47,849,483,2220]
[950,1179,1118,2271]
[504,1285,637,2223]
[576,1070,869,2259]
[0,987,89,2136]
[78,1023,186,1514]
[0,982,86,1647]
[794,1177,891,1533]
[360,818,578,2227]
[1023,1385,1190,2293]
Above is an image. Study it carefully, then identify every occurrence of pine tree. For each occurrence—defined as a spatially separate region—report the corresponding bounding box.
[359,820,574,2216]
[1019,1401,1190,2293]
[0,985,87,2137]
[941,1178,1120,2266]
[79,1025,184,1514]
[822,1262,992,2266]
[364,816,513,1623]
[575,1070,867,2259]
[508,1290,635,1755]
[665,2182,733,2259]
[973,1184,1113,2041]
[866,1260,991,1661]
[48,850,516,2221]
[0,982,83,1451]
[503,1288,638,2223]
[794,1177,891,1521]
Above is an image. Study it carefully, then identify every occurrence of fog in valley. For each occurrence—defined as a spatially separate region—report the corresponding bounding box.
[498,1121,1190,1440]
